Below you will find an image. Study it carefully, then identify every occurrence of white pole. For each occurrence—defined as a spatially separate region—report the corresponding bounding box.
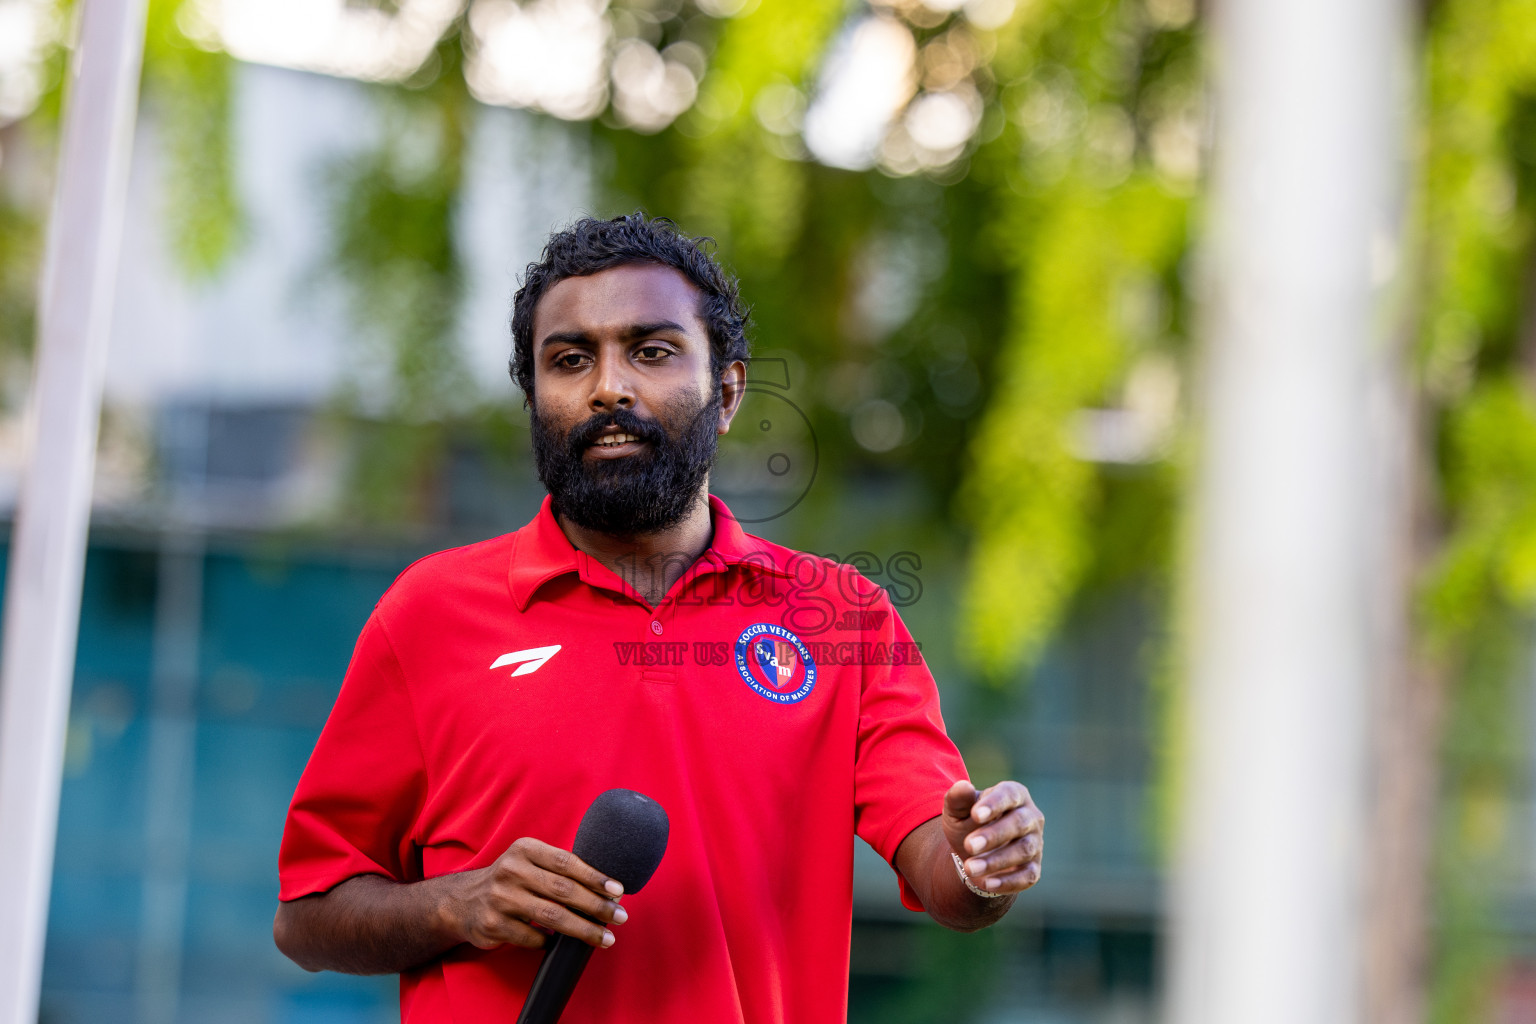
[1167,0,1404,1022]
[137,526,206,1024]
[0,1,149,1020]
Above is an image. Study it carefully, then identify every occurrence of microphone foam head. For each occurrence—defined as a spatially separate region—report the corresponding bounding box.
[571,789,670,895]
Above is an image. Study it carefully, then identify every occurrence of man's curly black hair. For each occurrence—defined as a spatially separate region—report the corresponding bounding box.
[510,212,751,400]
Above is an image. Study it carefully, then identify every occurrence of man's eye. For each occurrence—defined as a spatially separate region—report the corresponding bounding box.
[638,345,669,360]
[557,352,588,368]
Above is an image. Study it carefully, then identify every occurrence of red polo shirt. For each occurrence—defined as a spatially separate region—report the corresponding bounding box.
[279,495,967,1023]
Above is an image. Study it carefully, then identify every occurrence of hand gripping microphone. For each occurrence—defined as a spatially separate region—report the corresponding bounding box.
[515,789,670,1024]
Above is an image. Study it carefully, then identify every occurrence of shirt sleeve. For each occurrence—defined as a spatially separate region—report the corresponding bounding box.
[849,583,968,912]
[278,611,427,900]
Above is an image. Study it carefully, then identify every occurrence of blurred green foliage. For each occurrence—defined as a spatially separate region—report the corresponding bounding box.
[325,25,472,422]
[0,195,41,367]
[677,0,845,264]
[1420,0,1536,1016]
[142,0,243,277]
[961,0,1197,680]
[960,177,1185,678]
[0,0,240,365]
[319,21,476,526]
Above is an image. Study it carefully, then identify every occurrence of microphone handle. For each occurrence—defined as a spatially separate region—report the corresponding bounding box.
[515,932,596,1024]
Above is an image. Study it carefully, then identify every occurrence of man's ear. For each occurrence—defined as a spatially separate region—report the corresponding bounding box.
[717,360,748,434]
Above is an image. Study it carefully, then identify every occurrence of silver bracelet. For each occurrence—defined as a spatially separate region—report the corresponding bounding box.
[952,852,1007,899]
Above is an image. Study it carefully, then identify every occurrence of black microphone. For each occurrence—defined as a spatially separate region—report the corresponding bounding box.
[515,789,670,1024]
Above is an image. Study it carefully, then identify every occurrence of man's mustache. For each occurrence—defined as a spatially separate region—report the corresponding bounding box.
[564,408,671,454]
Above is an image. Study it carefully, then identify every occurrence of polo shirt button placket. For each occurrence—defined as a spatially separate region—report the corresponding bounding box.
[639,610,679,693]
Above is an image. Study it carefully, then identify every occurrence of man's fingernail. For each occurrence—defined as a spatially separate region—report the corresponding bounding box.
[605,881,624,896]
[612,906,628,924]
[965,858,986,875]
[974,805,993,823]
[601,930,615,948]
[967,835,986,854]
[985,877,1001,891]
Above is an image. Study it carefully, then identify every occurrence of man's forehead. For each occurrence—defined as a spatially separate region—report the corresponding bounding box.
[533,263,707,339]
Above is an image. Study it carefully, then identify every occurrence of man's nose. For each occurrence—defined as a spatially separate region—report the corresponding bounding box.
[588,349,635,412]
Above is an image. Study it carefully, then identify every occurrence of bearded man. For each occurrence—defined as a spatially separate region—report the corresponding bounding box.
[273,213,1044,1022]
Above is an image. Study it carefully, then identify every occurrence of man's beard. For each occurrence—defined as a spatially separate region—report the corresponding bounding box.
[530,388,722,536]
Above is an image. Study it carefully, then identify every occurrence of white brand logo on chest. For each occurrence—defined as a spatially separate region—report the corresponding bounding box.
[490,645,562,677]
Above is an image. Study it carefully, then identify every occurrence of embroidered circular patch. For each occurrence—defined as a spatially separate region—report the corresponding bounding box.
[734,623,816,704]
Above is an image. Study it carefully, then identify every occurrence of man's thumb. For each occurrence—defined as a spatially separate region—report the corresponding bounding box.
[943,779,978,821]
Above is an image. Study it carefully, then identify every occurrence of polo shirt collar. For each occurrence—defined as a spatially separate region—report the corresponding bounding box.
[508,493,790,610]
